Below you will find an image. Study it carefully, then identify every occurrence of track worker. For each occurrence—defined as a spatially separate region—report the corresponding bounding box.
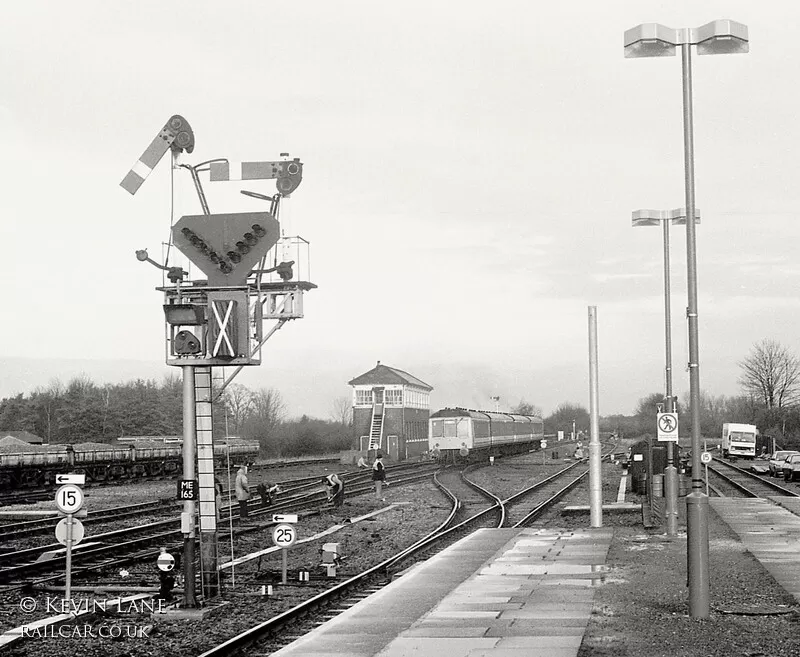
[323,473,345,508]
[372,453,387,500]
[357,454,369,469]
[214,475,224,522]
[235,464,250,520]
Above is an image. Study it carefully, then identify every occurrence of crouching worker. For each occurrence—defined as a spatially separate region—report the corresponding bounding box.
[323,473,345,508]
[256,482,280,508]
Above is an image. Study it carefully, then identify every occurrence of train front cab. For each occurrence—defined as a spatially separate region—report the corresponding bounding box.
[430,411,474,461]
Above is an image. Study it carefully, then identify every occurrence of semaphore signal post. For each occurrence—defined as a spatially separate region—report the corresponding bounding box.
[121,115,315,608]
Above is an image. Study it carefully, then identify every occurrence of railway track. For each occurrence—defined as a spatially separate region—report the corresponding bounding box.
[0,464,439,590]
[707,458,800,499]
[195,448,616,657]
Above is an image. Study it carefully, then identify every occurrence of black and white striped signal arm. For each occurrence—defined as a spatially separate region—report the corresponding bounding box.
[120,115,195,195]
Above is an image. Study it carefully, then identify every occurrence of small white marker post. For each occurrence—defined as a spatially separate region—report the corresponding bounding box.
[541,440,548,465]
[701,439,712,496]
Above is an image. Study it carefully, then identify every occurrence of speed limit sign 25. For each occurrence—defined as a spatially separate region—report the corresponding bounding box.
[272,523,297,548]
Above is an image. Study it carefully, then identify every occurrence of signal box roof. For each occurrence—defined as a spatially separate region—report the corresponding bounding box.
[348,361,433,391]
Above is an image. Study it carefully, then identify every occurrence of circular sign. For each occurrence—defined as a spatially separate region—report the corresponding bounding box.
[272,523,297,548]
[55,517,84,546]
[541,440,548,449]
[157,552,175,572]
[700,452,712,465]
[55,484,84,514]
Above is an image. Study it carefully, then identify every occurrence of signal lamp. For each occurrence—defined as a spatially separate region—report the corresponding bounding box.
[227,251,242,264]
[243,232,257,246]
[174,329,202,354]
[236,241,250,254]
[252,224,266,237]
[219,261,233,274]
[209,252,220,264]
[164,304,205,326]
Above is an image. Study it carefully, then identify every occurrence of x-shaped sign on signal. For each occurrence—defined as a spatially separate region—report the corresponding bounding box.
[211,300,235,357]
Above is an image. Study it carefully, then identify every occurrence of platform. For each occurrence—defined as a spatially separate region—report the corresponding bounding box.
[271,527,613,657]
[711,497,800,601]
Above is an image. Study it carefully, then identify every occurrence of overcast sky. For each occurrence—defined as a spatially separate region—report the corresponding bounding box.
[1,1,797,419]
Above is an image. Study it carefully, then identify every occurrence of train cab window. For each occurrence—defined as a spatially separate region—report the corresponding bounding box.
[444,420,458,438]
[431,420,443,438]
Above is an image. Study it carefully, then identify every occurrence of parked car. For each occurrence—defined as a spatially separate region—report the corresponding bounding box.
[770,451,800,477]
[782,453,800,482]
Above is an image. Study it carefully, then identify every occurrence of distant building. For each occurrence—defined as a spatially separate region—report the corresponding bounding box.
[348,361,432,460]
[1,430,43,445]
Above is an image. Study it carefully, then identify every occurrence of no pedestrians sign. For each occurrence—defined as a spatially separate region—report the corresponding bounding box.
[657,412,679,442]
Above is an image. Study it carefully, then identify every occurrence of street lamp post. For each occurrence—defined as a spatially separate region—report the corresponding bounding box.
[625,19,748,619]
[632,208,701,537]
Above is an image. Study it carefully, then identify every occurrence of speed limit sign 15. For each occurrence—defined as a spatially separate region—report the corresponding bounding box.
[272,523,297,548]
[700,452,712,465]
[55,484,84,514]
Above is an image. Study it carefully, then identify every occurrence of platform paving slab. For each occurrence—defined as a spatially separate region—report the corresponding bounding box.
[272,527,612,657]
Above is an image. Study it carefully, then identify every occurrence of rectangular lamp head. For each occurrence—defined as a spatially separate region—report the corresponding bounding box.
[163,304,206,326]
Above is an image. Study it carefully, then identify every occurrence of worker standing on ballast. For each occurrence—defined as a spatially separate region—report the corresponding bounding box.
[372,452,387,500]
[235,464,250,521]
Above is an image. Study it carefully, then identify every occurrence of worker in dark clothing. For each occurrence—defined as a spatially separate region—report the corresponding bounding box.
[257,482,280,507]
[323,474,345,508]
[372,453,387,500]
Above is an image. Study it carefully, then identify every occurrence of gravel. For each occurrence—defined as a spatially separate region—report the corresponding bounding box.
[4,452,800,656]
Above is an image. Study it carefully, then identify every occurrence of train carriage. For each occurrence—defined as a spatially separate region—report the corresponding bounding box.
[429,407,544,460]
[0,438,260,489]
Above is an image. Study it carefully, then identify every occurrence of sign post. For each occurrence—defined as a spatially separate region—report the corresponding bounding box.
[55,484,85,602]
[272,523,297,584]
[701,439,712,496]
[541,439,548,465]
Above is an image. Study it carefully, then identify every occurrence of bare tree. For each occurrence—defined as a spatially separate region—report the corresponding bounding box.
[510,400,542,417]
[738,339,800,409]
[330,396,353,425]
[223,384,255,435]
[244,388,286,456]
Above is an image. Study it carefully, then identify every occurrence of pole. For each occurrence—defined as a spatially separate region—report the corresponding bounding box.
[182,365,197,607]
[681,40,710,619]
[662,217,679,536]
[281,548,288,585]
[588,306,602,527]
[64,513,73,602]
